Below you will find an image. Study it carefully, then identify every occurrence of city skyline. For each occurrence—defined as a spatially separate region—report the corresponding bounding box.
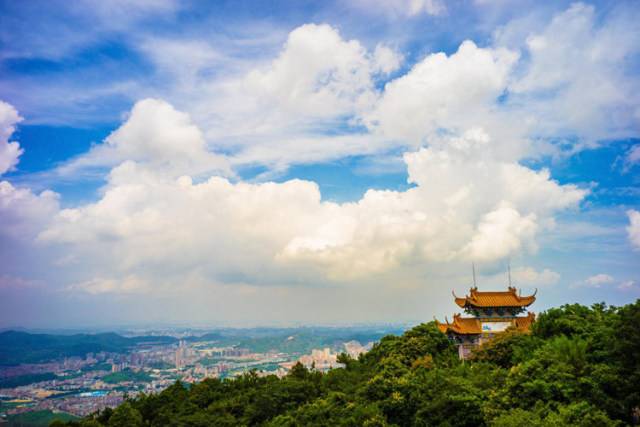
[1,0,639,328]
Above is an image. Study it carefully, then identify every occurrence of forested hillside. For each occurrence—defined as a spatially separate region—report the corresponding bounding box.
[54,301,640,426]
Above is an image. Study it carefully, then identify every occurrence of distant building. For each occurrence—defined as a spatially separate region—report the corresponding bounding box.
[343,340,373,358]
[436,286,536,359]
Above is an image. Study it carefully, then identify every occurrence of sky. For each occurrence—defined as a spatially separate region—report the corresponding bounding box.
[0,0,639,329]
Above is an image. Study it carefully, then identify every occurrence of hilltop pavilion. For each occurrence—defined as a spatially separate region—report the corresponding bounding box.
[436,286,537,359]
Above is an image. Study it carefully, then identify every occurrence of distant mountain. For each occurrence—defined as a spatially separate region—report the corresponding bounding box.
[0,331,177,365]
[183,332,225,342]
[181,327,405,354]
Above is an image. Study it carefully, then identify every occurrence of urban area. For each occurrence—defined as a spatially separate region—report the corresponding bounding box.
[0,328,380,424]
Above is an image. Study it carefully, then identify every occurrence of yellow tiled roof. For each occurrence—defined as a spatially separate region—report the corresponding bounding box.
[454,286,536,308]
[436,312,535,335]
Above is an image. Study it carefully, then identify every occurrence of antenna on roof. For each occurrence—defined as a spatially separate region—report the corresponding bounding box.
[507,259,512,287]
[472,263,477,287]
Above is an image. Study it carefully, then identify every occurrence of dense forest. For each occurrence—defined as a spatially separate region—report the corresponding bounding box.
[54,300,640,426]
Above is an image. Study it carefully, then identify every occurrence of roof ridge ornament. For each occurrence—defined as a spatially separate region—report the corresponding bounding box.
[472,263,477,288]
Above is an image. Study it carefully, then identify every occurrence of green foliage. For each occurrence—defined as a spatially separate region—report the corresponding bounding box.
[4,409,78,426]
[490,402,623,427]
[472,328,541,368]
[57,300,639,426]
[106,402,143,427]
[101,368,152,384]
[268,392,387,426]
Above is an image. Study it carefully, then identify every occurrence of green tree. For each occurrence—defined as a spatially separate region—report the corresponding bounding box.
[107,402,143,427]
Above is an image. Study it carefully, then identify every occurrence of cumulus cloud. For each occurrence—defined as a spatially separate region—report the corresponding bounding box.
[0,101,60,242]
[122,5,639,171]
[364,41,520,153]
[627,210,640,250]
[358,3,640,165]
[176,23,404,169]
[58,98,231,177]
[4,6,630,304]
[223,24,389,127]
[39,102,586,289]
[0,181,59,241]
[0,101,23,176]
[0,104,61,296]
[463,203,537,261]
[4,4,637,325]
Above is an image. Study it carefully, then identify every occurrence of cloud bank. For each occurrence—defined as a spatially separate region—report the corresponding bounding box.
[37,99,585,291]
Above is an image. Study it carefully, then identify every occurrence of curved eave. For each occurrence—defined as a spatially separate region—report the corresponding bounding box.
[436,321,449,334]
[458,295,536,308]
[454,298,467,308]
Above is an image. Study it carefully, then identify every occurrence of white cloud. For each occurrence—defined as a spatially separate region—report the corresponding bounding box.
[363,41,524,159]
[0,103,60,242]
[0,101,23,176]
[373,44,403,75]
[570,273,616,289]
[5,6,634,307]
[173,23,404,169]
[356,3,640,167]
[233,24,381,123]
[97,5,637,172]
[4,4,638,324]
[0,181,60,241]
[627,210,640,250]
[572,274,639,292]
[58,98,232,178]
[39,102,586,289]
[505,3,640,143]
[463,203,538,261]
[585,273,614,287]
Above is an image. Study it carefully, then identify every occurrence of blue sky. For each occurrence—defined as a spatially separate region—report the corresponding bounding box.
[0,0,639,328]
